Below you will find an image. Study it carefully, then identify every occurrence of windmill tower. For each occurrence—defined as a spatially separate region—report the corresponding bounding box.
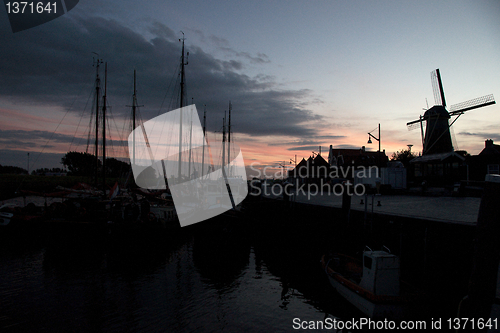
[407,69,495,155]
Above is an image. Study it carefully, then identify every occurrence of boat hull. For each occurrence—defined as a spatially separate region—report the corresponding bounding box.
[321,255,408,319]
[325,271,404,319]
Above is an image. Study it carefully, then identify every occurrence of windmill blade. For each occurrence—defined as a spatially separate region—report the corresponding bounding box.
[449,94,495,115]
[407,122,423,131]
[406,117,425,131]
[431,69,446,107]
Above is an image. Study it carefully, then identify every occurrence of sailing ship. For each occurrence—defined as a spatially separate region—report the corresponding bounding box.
[3,32,247,239]
[125,68,179,231]
[128,33,247,228]
[39,59,124,242]
[7,58,147,242]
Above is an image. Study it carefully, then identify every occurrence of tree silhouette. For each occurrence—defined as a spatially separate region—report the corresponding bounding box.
[61,151,100,176]
[0,165,28,174]
[390,148,416,168]
[105,157,130,178]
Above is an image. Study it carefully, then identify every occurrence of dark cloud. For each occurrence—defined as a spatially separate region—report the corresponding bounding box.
[268,136,345,147]
[0,129,76,149]
[0,14,327,143]
[220,49,271,64]
[288,145,324,152]
[316,135,348,140]
[148,22,177,42]
[188,29,270,65]
[459,132,500,142]
[286,145,331,155]
[333,144,363,150]
[0,129,127,151]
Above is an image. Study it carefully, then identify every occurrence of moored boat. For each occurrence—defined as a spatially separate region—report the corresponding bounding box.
[321,247,418,319]
[0,202,44,239]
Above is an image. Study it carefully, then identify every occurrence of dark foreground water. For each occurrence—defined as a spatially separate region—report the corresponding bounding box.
[2,197,478,333]
[0,222,361,333]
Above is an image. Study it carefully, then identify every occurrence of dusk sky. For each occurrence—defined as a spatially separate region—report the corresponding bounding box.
[1,0,499,176]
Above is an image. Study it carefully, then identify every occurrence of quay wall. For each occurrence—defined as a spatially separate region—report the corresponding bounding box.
[243,195,477,318]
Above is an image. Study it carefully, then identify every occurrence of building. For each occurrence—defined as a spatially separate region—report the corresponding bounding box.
[288,154,330,186]
[327,146,388,169]
[409,151,466,187]
[466,140,500,181]
[288,146,389,186]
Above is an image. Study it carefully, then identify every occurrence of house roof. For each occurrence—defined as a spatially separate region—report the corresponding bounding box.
[289,154,330,177]
[312,154,330,166]
[328,148,388,167]
[479,145,500,156]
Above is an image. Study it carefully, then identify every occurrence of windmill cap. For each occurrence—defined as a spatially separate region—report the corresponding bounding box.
[424,105,450,119]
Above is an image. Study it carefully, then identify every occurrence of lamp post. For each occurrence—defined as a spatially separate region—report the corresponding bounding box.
[367,124,381,152]
[368,124,382,167]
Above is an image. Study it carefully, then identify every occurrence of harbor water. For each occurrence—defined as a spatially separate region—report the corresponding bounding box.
[0,197,477,332]
[0,223,351,331]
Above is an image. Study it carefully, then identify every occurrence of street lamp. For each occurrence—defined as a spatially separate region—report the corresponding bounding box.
[367,124,381,152]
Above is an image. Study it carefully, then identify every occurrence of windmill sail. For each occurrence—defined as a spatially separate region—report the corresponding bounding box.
[449,94,495,114]
[431,69,446,107]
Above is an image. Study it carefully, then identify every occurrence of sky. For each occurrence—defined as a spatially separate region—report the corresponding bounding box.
[1,0,499,177]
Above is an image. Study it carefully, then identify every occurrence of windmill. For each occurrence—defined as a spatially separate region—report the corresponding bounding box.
[407,69,495,155]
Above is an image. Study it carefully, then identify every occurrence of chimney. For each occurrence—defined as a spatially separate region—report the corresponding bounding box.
[361,146,365,153]
[486,139,494,148]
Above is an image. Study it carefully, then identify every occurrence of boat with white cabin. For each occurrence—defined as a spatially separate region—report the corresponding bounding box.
[321,246,419,319]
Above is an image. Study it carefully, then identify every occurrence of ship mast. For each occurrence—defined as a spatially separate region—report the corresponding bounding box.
[93,54,103,187]
[221,113,236,209]
[188,98,194,179]
[222,112,225,172]
[227,101,231,177]
[178,32,188,181]
[102,62,107,194]
[201,104,206,177]
[132,70,137,166]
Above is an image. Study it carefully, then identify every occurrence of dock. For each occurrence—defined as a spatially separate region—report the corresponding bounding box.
[261,185,480,225]
[292,192,480,225]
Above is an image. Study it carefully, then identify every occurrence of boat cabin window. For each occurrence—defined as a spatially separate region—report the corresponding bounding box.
[363,256,372,269]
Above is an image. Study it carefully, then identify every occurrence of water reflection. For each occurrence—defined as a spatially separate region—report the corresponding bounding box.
[1,217,351,333]
[192,227,250,290]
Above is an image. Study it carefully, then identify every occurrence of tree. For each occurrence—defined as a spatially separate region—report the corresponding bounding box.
[0,164,28,174]
[61,151,100,176]
[390,148,416,168]
[105,157,130,178]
